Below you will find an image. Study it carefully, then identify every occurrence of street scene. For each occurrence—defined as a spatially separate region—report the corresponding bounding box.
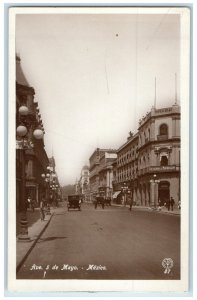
[12,7,187,288]
[17,202,180,280]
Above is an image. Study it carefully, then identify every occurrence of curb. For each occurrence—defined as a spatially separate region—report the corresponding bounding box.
[16,213,54,273]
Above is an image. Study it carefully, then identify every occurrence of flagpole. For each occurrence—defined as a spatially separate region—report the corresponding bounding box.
[175,73,177,104]
[154,77,157,108]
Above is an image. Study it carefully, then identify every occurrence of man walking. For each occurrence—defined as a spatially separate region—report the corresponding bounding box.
[129,197,133,211]
[165,199,170,211]
[170,197,175,211]
[40,196,45,221]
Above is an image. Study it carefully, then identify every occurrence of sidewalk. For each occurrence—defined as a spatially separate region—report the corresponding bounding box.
[16,208,54,273]
[112,203,180,215]
[146,206,180,215]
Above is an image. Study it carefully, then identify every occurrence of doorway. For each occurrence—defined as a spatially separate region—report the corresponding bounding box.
[158,181,170,205]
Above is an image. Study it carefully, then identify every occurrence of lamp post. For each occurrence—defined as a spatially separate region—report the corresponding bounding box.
[150,174,160,209]
[41,172,50,214]
[51,184,59,207]
[41,166,57,214]
[17,105,44,241]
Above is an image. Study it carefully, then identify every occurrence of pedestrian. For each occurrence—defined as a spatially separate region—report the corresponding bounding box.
[27,196,31,210]
[129,197,133,211]
[50,193,53,203]
[170,197,175,211]
[40,196,45,221]
[158,198,162,211]
[31,198,35,212]
[178,200,181,210]
[165,199,170,211]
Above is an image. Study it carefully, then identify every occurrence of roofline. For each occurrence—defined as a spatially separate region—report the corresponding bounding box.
[117,133,139,153]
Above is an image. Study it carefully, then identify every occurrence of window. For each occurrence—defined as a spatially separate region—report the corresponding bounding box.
[148,128,150,140]
[160,155,168,166]
[159,124,168,136]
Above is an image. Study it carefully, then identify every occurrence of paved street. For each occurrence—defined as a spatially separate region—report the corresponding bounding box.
[17,202,180,280]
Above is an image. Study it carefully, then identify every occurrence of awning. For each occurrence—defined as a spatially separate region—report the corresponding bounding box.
[113,191,121,199]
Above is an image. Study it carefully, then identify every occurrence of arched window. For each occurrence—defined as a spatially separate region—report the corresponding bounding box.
[159,124,168,136]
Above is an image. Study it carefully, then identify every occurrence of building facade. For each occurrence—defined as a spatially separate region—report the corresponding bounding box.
[89,148,117,200]
[114,104,181,207]
[75,165,90,200]
[80,165,90,199]
[16,55,49,210]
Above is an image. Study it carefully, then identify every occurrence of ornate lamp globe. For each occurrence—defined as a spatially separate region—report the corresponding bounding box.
[19,105,29,116]
[52,173,56,178]
[46,173,50,178]
[33,129,44,140]
[47,166,51,171]
[16,125,27,137]
[41,174,45,178]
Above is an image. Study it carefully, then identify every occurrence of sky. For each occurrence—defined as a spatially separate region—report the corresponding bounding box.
[15,8,180,186]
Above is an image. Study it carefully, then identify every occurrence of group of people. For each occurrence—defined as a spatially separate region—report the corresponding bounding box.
[158,197,179,211]
[128,196,179,211]
[163,197,175,211]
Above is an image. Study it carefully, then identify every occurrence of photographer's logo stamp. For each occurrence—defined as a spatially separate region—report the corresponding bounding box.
[162,258,173,274]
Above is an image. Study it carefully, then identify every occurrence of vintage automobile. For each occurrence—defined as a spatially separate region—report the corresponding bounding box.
[94,196,105,209]
[67,194,82,211]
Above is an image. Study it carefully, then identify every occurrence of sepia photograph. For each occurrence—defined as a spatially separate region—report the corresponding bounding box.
[7,5,190,293]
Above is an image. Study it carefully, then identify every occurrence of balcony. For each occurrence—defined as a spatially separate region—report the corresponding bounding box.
[157,135,168,141]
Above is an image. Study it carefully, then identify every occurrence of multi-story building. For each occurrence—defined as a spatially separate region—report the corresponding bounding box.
[89,148,117,200]
[114,132,139,204]
[16,55,49,209]
[114,104,181,206]
[80,165,90,200]
[75,165,90,200]
[75,179,80,194]
[98,151,117,198]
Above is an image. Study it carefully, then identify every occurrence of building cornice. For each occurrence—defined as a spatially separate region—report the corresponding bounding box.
[117,134,138,153]
[137,137,180,152]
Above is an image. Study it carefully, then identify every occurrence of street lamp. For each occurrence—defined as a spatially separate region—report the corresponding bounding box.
[41,167,57,214]
[17,105,44,241]
[150,174,160,209]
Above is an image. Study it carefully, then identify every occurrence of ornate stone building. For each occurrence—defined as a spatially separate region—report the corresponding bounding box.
[75,165,90,200]
[114,104,181,206]
[89,148,117,201]
[16,55,49,209]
